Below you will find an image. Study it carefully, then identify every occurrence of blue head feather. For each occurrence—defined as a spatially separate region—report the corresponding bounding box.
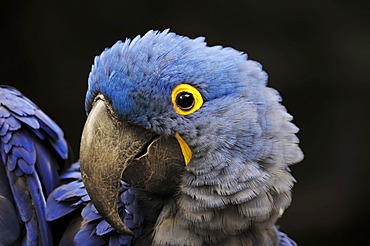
[87,30,267,135]
[86,30,297,168]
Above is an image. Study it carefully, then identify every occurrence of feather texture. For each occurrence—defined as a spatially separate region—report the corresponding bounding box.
[0,86,68,245]
[46,162,145,245]
[1,29,303,245]
[85,30,303,245]
[278,230,297,246]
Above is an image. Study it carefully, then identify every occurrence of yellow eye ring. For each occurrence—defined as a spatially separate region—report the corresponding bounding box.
[171,84,203,115]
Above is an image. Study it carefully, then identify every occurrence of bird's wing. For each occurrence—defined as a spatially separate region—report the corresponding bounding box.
[46,161,144,245]
[0,86,68,245]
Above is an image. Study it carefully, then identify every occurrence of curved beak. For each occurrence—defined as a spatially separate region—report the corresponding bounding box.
[80,96,184,235]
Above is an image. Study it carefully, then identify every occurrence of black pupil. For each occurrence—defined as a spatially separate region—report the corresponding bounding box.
[176,92,194,110]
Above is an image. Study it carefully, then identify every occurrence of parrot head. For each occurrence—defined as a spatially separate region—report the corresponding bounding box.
[80,30,303,237]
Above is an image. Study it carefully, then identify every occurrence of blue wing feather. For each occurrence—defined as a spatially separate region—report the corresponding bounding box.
[35,110,60,140]
[0,106,10,118]
[0,122,9,136]
[6,170,33,223]
[3,114,21,131]
[6,152,17,171]
[0,86,69,245]
[23,213,38,246]
[18,158,34,175]
[54,181,88,201]
[35,110,68,159]
[27,171,53,246]
[45,192,77,221]
[46,180,88,221]
[13,113,40,130]
[34,139,59,195]
[96,219,115,236]
[81,203,102,223]
[2,131,12,143]
[6,169,37,245]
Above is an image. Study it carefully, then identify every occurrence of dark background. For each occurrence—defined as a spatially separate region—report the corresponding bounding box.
[1,0,369,245]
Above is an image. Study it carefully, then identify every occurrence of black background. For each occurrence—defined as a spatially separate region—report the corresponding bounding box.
[1,0,369,245]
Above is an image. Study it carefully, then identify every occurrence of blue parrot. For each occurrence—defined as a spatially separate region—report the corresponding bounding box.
[1,29,303,245]
[75,29,303,245]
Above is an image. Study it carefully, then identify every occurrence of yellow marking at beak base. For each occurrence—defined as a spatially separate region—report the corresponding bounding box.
[175,133,192,165]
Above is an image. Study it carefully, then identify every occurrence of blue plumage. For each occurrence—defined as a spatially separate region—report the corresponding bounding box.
[278,231,298,246]
[0,195,21,245]
[84,30,303,245]
[46,162,144,245]
[1,29,302,245]
[0,86,68,245]
[27,171,52,245]
[0,86,145,245]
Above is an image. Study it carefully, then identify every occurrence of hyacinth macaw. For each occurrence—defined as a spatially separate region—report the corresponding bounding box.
[1,29,303,245]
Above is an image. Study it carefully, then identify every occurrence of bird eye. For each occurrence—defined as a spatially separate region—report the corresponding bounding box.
[176,92,194,111]
[171,84,203,115]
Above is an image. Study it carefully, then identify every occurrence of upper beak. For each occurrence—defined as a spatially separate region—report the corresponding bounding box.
[80,96,184,235]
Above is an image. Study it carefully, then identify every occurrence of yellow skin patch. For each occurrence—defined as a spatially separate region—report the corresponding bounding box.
[175,133,192,165]
[171,84,203,115]
[171,84,203,165]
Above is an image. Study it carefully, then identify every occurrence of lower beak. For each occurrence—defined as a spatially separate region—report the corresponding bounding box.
[80,96,184,235]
